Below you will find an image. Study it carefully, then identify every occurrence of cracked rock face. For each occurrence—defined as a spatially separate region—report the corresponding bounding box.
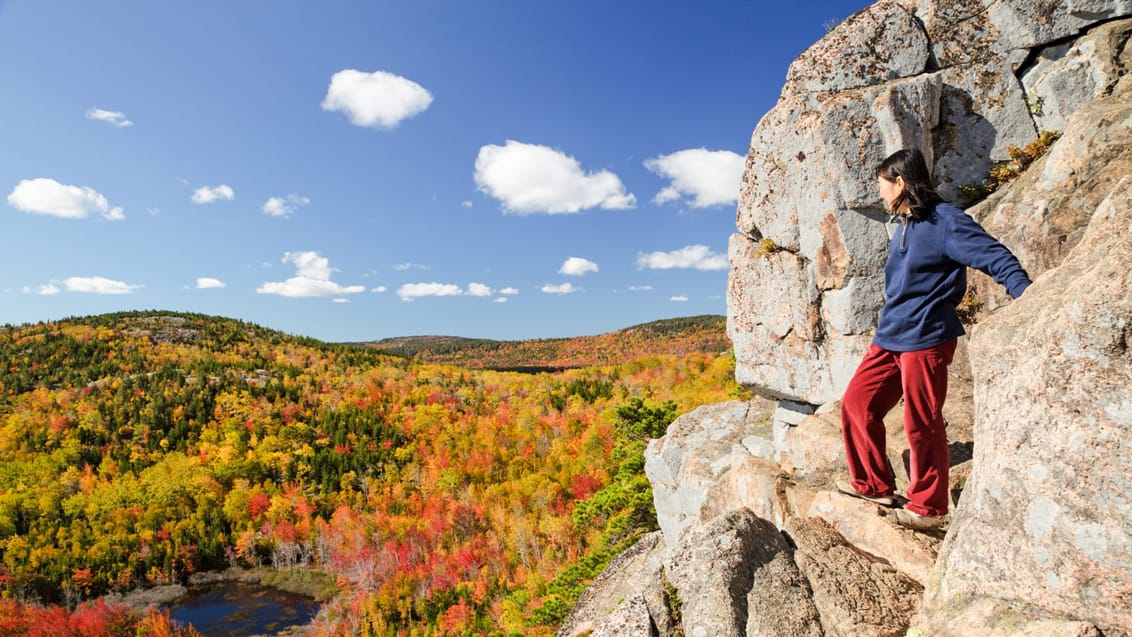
[786,516,922,637]
[925,170,1132,635]
[728,1,1130,406]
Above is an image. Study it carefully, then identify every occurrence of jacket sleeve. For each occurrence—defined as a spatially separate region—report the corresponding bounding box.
[944,209,1032,299]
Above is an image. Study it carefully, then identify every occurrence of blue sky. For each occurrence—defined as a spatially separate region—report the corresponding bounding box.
[1,0,869,342]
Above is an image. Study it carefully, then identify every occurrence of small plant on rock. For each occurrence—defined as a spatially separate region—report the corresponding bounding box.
[661,568,685,637]
[756,237,784,258]
[957,130,1062,205]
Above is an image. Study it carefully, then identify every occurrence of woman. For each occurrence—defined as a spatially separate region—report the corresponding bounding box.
[837,148,1031,530]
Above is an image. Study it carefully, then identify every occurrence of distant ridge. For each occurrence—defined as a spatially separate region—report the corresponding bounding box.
[363,315,731,371]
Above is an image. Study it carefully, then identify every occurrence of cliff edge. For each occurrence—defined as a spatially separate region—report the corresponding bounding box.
[564,1,1132,635]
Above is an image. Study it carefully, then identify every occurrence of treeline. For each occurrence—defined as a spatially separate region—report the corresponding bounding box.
[366,315,731,370]
[0,311,748,635]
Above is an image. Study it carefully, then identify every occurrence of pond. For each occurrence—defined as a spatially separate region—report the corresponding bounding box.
[167,581,320,636]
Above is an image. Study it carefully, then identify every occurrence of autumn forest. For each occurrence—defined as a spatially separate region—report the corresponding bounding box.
[0,312,748,636]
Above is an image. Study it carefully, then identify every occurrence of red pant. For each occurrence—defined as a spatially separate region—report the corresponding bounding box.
[841,339,956,516]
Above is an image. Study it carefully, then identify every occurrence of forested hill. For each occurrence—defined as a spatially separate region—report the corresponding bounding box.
[363,314,730,370]
[0,310,748,635]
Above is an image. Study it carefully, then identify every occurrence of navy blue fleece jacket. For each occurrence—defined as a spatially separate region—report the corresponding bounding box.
[873,202,1032,352]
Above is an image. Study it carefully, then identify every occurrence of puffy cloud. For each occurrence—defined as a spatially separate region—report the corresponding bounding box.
[636,244,728,271]
[263,194,310,217]
[645,148,745,208]
[559,257,598,276]
[195,277,226,289]
[474,140,635,214]
[393,282,509,301]
[191,184,234,204]
[284,251,333,280]
[397,282,463,301]
[64,276,141,294]
[494,297,509,303]
[371,285,387,293]
[8,178,124,220]
[22,283,60,296]
[466,282,493,297]
[321,69,433,129]
[86,107,133,128]
[670,295,689,302]
[258,278,364,297]
[541,282,581,295]
[256,251,365,298]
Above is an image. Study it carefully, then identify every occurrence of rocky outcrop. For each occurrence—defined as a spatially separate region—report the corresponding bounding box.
[923,145,1132,633]
[728,5,1131,408]
[573,2,1132,635]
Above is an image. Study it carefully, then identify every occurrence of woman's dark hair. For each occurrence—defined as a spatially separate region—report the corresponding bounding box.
[876,148,943,219]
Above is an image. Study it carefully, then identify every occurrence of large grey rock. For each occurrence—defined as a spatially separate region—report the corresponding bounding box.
[730,0,1132,413]
[1020,18,1132,133]
[783,1,929,97]
[897,0,1132,68]
[925,174,1132,633]
[666,509,819,637]
[787,516,922,637]
[558,532,667,637]
[736,74,941,245]
[645,400,777,545]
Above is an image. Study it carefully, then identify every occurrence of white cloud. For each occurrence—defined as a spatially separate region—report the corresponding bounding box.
[670,295,689,302]
[8,178,125,220]
[256,251,365,298]
[284,251,333,279]
[86,107,133,128]
[393,262,430,271]
[467,282,493,297]
[541,282,581,295]
[397,282,463,301]
[22,283,60,296]
[64,276,141,294]
[191,184,234,204]
[474,140,636,214]
[629,285,654,291]
[499,287,519,295]
[494,297,509,303]
[321,69,433,129]
[195,277,226,289]
[461,200,473,208]
[645,148,745,208]
[263,194,310,217]
[559,257,598,276]
[371,285,387,293]
[636,244,728,271]
[332,298,350,304]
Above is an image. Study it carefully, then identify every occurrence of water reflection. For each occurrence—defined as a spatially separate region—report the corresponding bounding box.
[168,581,319,636]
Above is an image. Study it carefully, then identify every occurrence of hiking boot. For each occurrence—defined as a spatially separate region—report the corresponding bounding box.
[835,480,895,507]
[891,507,948,530]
